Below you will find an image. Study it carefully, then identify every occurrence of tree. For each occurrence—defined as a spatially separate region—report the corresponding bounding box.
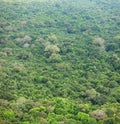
[110,87,120,102]
[93,37,105,52]
[90,109,107,121]
[48,53,62,62]
[85,89,100,103]
[2,47,12,55]
[15,35,32,43]
[47,34,58,43]
[93,37,104,46]
[23,43,29,48]
[44,44,60,56]
[22,35,32,42]
[77,112,97,124]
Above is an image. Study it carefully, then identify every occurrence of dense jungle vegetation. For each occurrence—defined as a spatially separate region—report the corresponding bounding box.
[0,0,120,123]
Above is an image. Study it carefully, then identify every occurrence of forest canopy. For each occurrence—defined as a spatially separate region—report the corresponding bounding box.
[0,0,120,124]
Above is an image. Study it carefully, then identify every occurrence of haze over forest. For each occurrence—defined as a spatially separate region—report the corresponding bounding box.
[0,0,120,124]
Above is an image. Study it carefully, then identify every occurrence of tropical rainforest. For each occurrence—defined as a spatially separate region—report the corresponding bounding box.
[0,0,120,124]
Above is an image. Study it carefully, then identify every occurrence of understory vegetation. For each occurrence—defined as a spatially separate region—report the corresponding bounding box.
[0,0,120,123]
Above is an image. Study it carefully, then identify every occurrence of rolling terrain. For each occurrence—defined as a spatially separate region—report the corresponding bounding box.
[0,0,120,124]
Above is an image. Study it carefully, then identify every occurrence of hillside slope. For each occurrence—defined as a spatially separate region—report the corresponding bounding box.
[0,0,120,124]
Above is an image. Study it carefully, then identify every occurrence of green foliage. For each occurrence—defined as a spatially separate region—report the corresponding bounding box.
[2,109,15,120]
[0,0,120,123]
